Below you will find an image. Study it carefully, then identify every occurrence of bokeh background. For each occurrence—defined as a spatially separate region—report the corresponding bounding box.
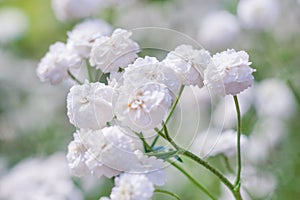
[0,0,300,199]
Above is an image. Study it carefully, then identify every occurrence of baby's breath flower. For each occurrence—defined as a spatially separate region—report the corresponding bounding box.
[67,81,115,130]
[237,0,279,30]
[163,45,211,87]
[114,82,173,132]
[197,11,240,49]
[89,29,140,73]
[51,0,106,22]
[204,49,255,96]
[36,42,82,85]
[67,19,113,58]
[110,173,154,200]
[124,56,181,94]
[66,131,90,177]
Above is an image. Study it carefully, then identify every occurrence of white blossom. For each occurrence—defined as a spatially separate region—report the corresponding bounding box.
[114,82,173,132]
[255,79,296,119]
[133,150,166,186]
[37,42,82,85]
[204,49,255,96]
[0,153,83,200]
[51,0,107,22]
[89,29,140,73]
[124,56,181,94]
[80,126,139,174]
[66,131,90,177]
[163,45,211,87]
[237,0,279,30]
[0,7,28,43]
[110,173,154,200]
[67,19,113,58]
[197,11,240,50]
[67,81,115,130]
[191,129,248,157]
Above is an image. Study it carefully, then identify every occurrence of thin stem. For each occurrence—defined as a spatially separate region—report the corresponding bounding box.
[86,60,93,82]
[157,123,242,199]
[134,132,151,152]
[68,70,82,84]
[95,69,103,82]
[170,161,217,200]
[154,189,181,200]
[162,122,179,150]
[146,150,178,158]
[165,85,185,124]
[151,85,185,148]
[233,95,242,189]
[181,150,234,191]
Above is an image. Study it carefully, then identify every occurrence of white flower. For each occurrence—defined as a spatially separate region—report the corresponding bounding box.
[67,81,115,129]
[255,79,296,119]
[163,45,211,87]
[237,0,279,30]
[0,7,28,43]
[114,82,173,131]
[124,56,181,94]
[204,49,255,96]
[67,19,113,58]
[66,132,90,177]
[191,129,248,157]
[89,29,140,73]
[80,126,139,174]
[133,150,166,186]
[37,42,82,85]
[0,153,83,200]
[51,0,107,22]
[197,11,240,49]
[110,173,154,200]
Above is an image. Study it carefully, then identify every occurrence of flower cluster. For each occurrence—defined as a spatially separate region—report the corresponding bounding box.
[37,17,255,199]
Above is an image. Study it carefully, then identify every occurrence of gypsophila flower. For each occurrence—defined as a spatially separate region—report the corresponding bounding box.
[0,7,28,43]
[114,82,173,132]
[51,0,107,22]
[66,131,90,177]
[36,42,82,85]
[80,126,139,174]
[89,28,140,73]
[163,45,211,87]
[109,173,154,200]
[197,11,240,49]
[204,49,255,96]
[133,150,166,186]
[124,56,181,94]
[237,0,279,30]
[67,19,113,58]
[67,81,115,130]
[0,153,83,200]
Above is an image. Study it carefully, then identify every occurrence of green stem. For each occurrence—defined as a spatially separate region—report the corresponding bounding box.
[67,70,82,84]
[158,123,243,199]
[233,95,242,189]
[151,85,185,148]
[86,60,93,82]
[165,85,185,124]
[170,162,217,200]
[154,189,181,200]
[181,150,234,190]
[134,132,151,152]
